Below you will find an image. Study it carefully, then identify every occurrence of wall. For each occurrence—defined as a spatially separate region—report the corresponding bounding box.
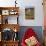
[18,0,43,26]
[0,0,43,26]
[18,26,43,44]
[43,0,46,46]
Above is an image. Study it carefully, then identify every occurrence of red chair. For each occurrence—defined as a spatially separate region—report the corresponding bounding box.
[21,28,41,46]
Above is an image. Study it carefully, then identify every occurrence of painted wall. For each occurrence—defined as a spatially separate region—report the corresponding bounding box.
[44,0,46,27]
[0,0,43,26]
[18,0,43,26]
[18,26,43,44]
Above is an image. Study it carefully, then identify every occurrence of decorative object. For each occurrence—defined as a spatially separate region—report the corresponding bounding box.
[9,10,17,15]
[2,10,9,15]
[25,36,38,46]
[15,0,17,7]
[21,28,41,46]
[25,8,34,19]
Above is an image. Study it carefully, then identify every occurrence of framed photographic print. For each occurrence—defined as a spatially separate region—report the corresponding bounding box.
[9,10,17,15]
[2,10,9,15]
[25,7,34,19]
[9,10,15,15]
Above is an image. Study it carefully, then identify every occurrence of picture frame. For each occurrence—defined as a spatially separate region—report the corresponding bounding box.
[2,10,9,15]
[25,7,34,19]
[9,10,17,15]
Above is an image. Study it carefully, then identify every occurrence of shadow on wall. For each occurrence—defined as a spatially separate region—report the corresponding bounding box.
[18,26,43,44]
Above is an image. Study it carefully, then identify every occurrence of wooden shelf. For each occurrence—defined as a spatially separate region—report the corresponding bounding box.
[0,40,19,46]
[0,7,20,46]
[0,24,20,32]
[0,7,19,15]
[0,7,19,24]
[2,40,19,42]
[0,7,19,10]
